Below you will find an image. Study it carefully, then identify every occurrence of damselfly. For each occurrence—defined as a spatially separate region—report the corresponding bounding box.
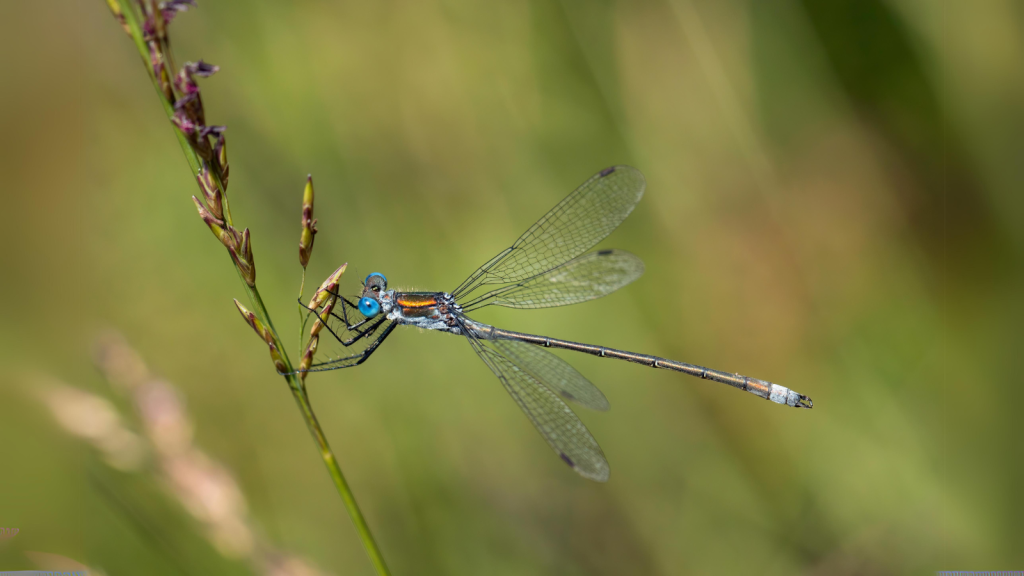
[300,166,812,481]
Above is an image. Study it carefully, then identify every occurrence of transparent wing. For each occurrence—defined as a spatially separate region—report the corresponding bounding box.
[301,295,396,372]
[493,339,610,411]
[460,249,644,312]
[453,166,645,297]
[464,327,610,481]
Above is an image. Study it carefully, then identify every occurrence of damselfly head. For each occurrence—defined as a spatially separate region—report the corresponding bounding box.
[359,273,387,317]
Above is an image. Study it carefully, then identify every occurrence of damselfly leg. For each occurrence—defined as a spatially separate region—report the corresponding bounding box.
[296,295,398,372]
[298,296,385,346]
[299,321,397,372]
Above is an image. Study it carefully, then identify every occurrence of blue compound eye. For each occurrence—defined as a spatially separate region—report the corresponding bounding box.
[358,297,381,318]
[364,272,387,290]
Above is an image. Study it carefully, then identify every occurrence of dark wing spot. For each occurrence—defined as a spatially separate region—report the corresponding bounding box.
[560,453,575,467]
[597,249,613,256]
[599,166,617,177]
[561,391,576,401]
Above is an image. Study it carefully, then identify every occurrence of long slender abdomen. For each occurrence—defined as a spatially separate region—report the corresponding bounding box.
[480,324,813,408]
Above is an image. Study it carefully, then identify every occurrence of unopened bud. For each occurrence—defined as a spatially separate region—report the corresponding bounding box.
[241,228,254,279]
[267,340,288,374]
[236,299,289,374]
[298,175,317,268]
[197,166,223,219]
[229,228,256,287]
[192,196,235,249]
[308,263,347,310]
[214,134,229,190]
[310,296,336,338]
[299,335,319,379]
[234,299,267,340]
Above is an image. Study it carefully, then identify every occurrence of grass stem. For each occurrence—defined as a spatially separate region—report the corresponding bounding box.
[298,268,308,353]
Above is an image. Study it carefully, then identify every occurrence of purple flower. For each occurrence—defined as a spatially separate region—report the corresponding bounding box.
[187,60,219,78]
[160,0,198,24]
[175,61,218,95]
[171,109,197,136]
[199,125,226,139]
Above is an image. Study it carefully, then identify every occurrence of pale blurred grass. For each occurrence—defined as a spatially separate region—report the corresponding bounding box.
[0,0,1022,574]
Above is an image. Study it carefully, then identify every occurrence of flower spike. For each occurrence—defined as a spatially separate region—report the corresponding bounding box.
[299,175,317,268]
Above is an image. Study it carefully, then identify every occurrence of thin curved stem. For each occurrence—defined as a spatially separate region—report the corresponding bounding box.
[298,268,308,353]
[290,384,391,576]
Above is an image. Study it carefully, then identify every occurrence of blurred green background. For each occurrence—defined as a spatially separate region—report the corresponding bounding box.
[1,0,1022,574]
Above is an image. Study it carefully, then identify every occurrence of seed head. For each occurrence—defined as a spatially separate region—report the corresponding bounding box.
[298,175,317,268]
[308,264,347,310]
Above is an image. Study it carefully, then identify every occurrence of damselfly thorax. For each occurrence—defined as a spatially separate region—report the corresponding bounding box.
[300,166,813,482]
[379,291,464,333]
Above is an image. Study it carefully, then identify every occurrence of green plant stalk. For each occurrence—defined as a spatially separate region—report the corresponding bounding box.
[113,3,391,574]
[298,269,308,353]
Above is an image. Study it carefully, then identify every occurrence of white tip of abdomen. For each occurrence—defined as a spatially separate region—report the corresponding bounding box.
[769,383,813,408]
